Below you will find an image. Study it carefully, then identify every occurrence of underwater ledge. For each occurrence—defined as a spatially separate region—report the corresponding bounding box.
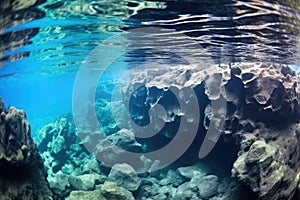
[0,62,300,199]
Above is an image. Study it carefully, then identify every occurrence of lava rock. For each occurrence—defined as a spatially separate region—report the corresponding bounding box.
[69,174,106,191]
[198,175,219,199]
[0,97,53,199]
[108,163,141,191]
[160,169,188,187]
[232,139,299,199]
[100,181,135,200]
[177,165,207,180]
[68,190,106,200]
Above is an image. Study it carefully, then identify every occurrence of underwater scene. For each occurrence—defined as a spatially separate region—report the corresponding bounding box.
[1,0,300,199]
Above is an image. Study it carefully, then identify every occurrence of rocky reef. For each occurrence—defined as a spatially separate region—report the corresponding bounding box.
[0,97,52,199]
[37,115,243,200]
[114,62,300,199]
[36,62,300,199]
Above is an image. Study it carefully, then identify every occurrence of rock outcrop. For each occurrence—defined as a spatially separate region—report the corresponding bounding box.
[36,62,300,199]
[36,116,105,198]
[114,62,300,199]
[0,97,52,199]
[232,125,300,200]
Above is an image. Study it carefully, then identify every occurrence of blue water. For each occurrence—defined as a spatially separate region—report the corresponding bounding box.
[2,0,300,134]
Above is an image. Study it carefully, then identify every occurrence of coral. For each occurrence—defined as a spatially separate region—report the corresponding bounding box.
[0,97,52,199]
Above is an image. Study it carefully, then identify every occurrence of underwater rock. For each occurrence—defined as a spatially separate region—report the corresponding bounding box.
[0,105,34,168]
[37,116,104,198]
[198,175,219,199]
[116,62,300,199]
[159,169,188,187]
[173,181,200,200]
[100,181,135,200]
[48,170,70,194]
[177,165,207,180]
[108,163,141,191]
[135,177,160,199]
[68,174,105,191]
[95,128,145,169]
[232,128,300,200]
[120,63,299,134]
[226,63,299,124]
[0,97,53,199]
[68,189,106,200]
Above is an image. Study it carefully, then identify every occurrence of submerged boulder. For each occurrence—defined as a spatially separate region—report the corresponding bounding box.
[36,116,103,198]
[68,190,106,200]
[232,126,300,200]
[100,181,135,200]
[0,97,53,199]
[108,163,141,191]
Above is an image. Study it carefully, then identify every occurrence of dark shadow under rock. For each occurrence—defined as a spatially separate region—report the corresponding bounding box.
[0,97,53,200]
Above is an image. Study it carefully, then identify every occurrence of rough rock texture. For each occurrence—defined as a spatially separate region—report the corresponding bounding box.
[36,116,104,198]
[0,97,52,199]
[67,190,106,200]
[35,62,300,199]
[115,62,300,199]
[108,163,141,191]
[68,174,105,191]
[94,128,145,168]
[232,127,300,200]
[100,181,135,200]
[198,175,219,199]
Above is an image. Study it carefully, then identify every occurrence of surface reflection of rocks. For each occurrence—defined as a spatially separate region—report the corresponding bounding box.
[0,0,45,64]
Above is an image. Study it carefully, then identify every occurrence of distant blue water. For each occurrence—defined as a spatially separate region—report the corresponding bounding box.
[0,67,75,134]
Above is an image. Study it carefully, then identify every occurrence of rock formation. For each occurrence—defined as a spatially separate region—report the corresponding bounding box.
[36,62,300,199]
[115,62,300,199]
[0,97,52,199]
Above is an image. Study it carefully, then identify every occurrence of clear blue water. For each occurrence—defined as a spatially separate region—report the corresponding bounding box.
[1,0,300,142]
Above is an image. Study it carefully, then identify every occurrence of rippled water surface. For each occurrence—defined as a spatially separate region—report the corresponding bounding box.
[2,0,300,132]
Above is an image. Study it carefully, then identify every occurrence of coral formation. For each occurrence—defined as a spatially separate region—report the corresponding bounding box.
[0,97,52,199]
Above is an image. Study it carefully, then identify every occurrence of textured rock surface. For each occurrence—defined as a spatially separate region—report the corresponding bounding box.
[108,163,141,191]
[68,190,106,200]
[100,181,135,200]
[68,174,105,191]
[95,128,145,168]
[34,62,300,199]
[198,175,219,199]
[36,116,104,198]
[0,97,52,199]
[227,63,298,124]
[116,62,300,199]
[232,126,300,200]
